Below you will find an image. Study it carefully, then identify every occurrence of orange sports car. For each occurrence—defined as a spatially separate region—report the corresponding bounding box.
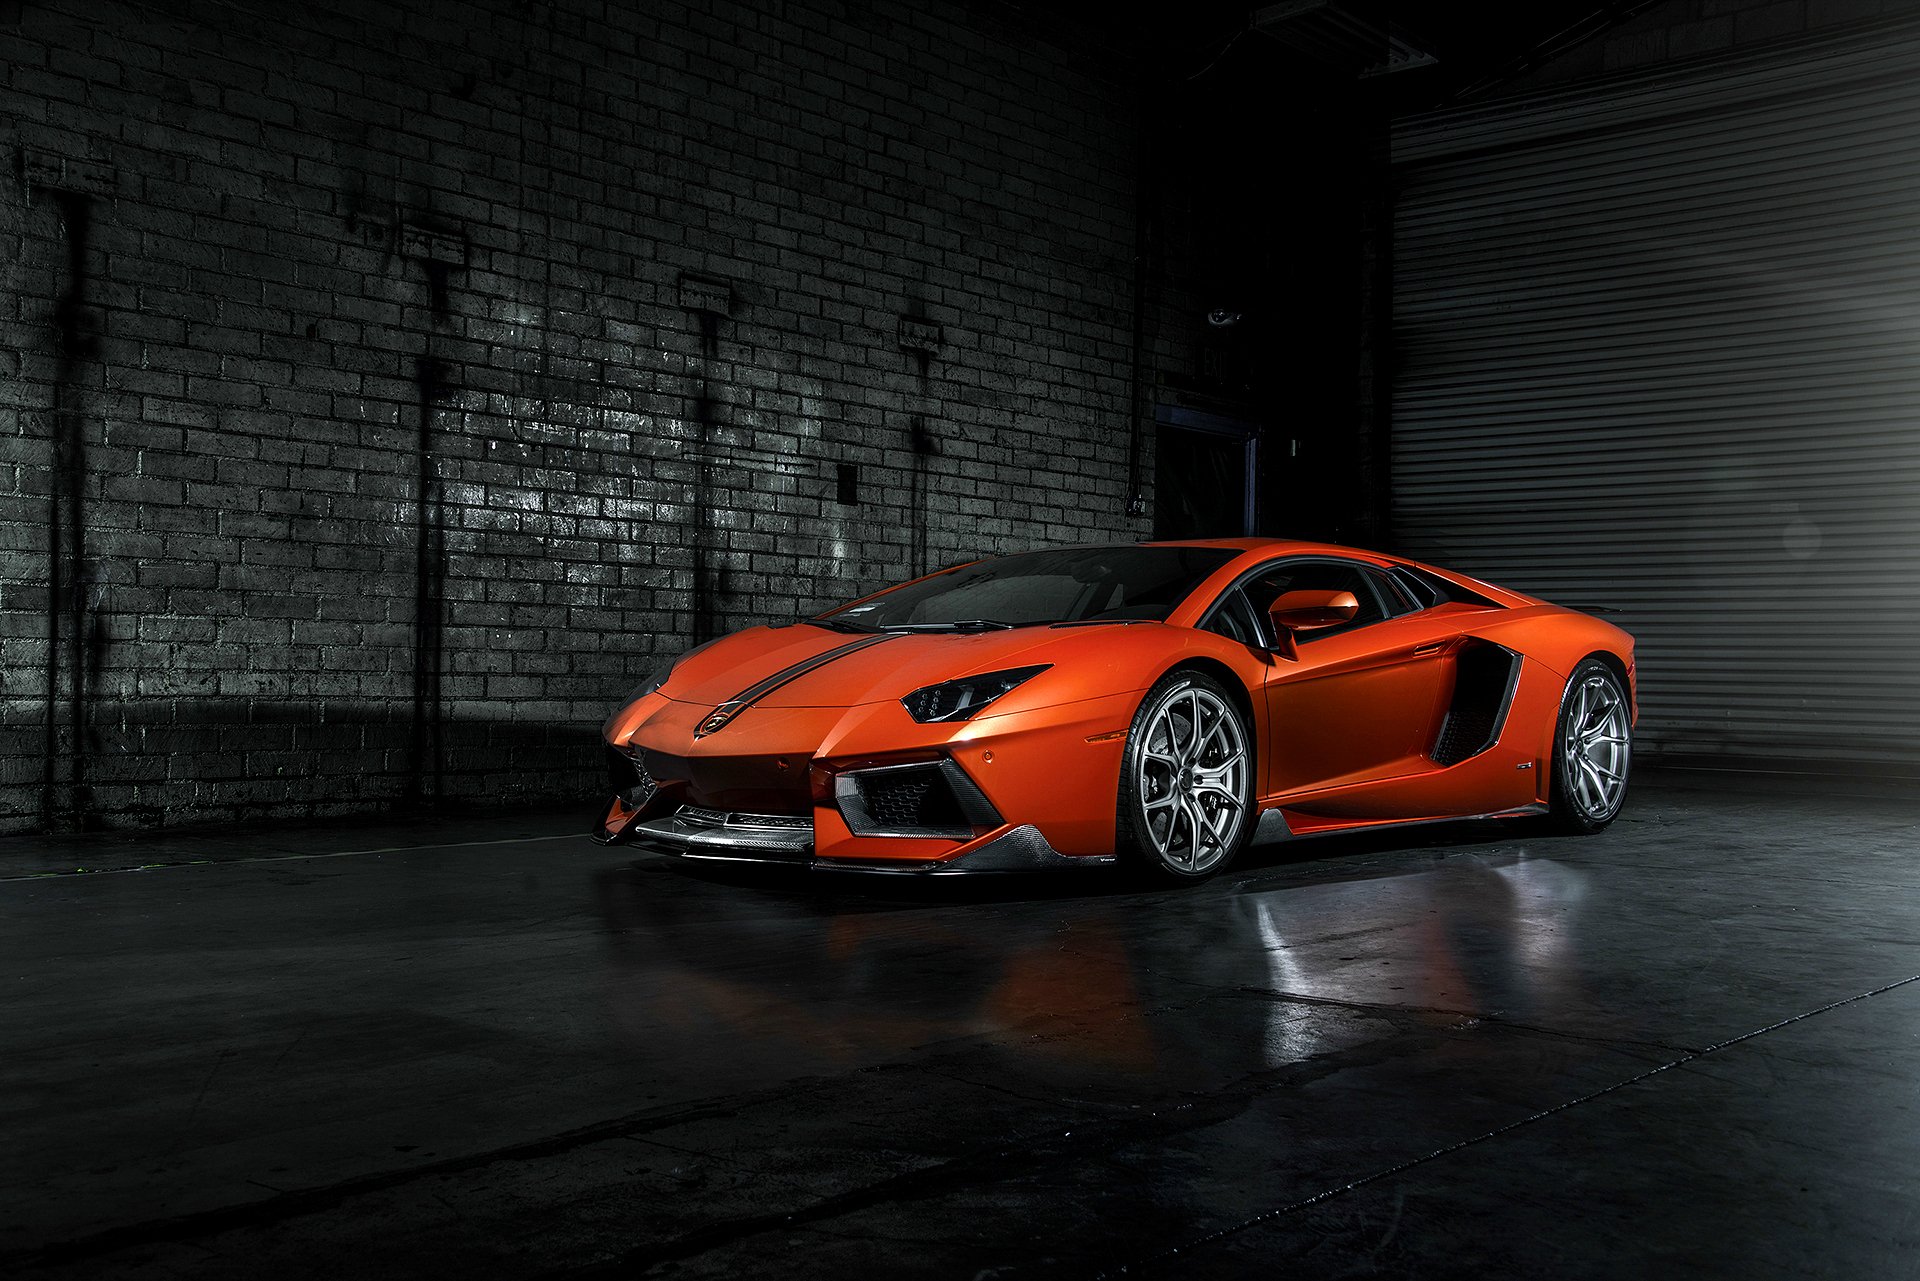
[595,539,1634,881]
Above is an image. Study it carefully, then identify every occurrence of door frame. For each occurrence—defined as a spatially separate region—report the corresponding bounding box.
[1153,404,1258,537]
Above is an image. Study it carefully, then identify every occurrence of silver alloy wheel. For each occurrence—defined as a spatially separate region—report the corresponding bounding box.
[1562,671,1630,821]
[1136,684,1250,875]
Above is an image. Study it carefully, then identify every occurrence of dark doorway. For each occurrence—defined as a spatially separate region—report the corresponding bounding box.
[1153,405,1258,540]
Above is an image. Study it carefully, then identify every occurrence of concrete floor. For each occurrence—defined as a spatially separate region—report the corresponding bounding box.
[2,775,1917,1279]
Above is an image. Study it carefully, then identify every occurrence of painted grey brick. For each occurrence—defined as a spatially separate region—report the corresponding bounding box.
[2,0,1147,833]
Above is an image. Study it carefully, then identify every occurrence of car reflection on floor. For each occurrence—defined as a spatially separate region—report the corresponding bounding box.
[592,840,1602,1096]
[1242,854,1600,1063]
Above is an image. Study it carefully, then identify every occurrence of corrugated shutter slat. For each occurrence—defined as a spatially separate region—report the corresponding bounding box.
[1391,22,1920,769]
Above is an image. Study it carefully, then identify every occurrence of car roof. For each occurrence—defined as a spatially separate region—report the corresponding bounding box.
[1138,536,1385,558]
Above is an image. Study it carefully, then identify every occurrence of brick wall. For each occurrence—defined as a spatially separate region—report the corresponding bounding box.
[0,0,1151,832]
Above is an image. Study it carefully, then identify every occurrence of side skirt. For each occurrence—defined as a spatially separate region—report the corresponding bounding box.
[1251,801,1549,847]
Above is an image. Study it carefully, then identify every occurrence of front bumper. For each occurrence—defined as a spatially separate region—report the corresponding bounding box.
[598,798,1113,875]
[595,687,1139,871]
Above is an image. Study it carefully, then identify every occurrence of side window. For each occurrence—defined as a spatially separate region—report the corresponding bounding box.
[1389,565,1442,610]
[1200,558,1414,648]
[1237,560,1387,642]
[1268,564,1382,630]
[1386,563,1503,610]
[1200,589,1266,648]
[1371,568,1417,617]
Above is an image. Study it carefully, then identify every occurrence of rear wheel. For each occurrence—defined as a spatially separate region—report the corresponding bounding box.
[1117,670,1254,881]
[1549,659,1631,833]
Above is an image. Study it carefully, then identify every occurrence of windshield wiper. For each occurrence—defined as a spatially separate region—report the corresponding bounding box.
[877,618,1015,632]
[802,617,880,633]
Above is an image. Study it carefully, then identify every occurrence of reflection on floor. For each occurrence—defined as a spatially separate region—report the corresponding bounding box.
[3,774,1917,1278]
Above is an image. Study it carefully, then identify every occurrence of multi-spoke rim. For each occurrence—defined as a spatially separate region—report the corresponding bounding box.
[1137,685,1249,874]
[1562,672,1630,820]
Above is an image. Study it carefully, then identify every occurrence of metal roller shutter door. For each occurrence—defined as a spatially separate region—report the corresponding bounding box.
[1390,21,1920,772]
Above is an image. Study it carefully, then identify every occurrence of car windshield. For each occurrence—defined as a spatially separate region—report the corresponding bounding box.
[820,545,1239,630]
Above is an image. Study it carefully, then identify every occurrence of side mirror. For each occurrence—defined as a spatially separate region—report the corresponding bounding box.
[1268,589,1359,639]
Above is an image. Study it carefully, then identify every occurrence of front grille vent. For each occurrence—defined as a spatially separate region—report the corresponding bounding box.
[866,769,962,829]
[680,807,811,830]
[606,745,657,807]
[837,760,1001,839]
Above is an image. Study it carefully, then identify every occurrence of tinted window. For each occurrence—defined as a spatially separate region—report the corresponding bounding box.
[1250,562,1383,622]
[1389,564,1502,610]
[1372,568,1417,617]
[826,545,1239,629]
[1389,565,1442,610]
[1201,590,1265,647]
[1213,559,1388,643]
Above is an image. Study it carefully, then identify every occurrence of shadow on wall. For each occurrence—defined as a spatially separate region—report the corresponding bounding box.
[38,186,106,832]
[0,702,599,835]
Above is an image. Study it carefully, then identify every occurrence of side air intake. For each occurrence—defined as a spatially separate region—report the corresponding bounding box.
[1432,643,1521,767]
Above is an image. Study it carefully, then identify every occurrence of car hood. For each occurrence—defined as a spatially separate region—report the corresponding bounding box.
[658,623,1147,711]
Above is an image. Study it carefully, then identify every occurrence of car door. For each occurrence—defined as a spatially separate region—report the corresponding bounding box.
[1215,559,1459,797]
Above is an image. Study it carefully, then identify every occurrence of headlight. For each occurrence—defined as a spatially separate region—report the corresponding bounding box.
[624,669,670,703]
[612,637,721,711]
[901,665,1051,724]
[601,663,675,737]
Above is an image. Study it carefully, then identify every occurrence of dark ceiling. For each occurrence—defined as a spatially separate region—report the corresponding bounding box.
[1149,1,1662,111]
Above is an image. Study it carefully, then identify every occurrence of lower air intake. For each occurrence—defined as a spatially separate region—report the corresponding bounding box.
[867,769,961,829]
[606,745,657,807]
[836,760,1002,839]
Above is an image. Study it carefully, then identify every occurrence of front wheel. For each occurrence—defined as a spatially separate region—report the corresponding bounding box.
[1116,670,1254,881]
[1549,659,1631,833]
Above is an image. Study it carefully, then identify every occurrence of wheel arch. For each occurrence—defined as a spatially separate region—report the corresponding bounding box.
[1548,649,1634,832]
[1153,657,1259,769]
[1548,649,1633,763]
[1579,649,1631,704]
[1117,656,1261,879]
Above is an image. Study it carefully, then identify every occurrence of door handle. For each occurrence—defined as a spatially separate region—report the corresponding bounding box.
[1412,642,1446,657]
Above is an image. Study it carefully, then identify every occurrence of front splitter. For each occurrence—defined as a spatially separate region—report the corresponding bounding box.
[622,808,1114,875]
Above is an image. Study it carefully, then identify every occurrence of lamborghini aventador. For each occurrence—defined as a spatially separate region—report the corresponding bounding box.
[595,539,1634,881]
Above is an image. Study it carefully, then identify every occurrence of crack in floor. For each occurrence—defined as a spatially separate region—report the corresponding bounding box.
[1153,976,1697,1058]
[539,1097,1252,1278]
[1100,971,1920,1276]
[15,958,1911,1278]
[0,1076,831,1272]
[532,1019,1518,1278]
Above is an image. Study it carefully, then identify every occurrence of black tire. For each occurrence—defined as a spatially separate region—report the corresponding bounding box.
[1116,670,1255,882]
[1548,658,1632,834]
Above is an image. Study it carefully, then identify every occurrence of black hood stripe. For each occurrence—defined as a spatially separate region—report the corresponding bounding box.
[693,633,899,738]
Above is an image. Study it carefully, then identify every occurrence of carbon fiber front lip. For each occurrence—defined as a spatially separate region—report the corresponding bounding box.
[627,806,816,863]
[812,824,1115,875]
[622,806,1114,874]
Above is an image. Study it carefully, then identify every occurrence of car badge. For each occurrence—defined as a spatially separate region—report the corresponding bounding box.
[698,703,743,737]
